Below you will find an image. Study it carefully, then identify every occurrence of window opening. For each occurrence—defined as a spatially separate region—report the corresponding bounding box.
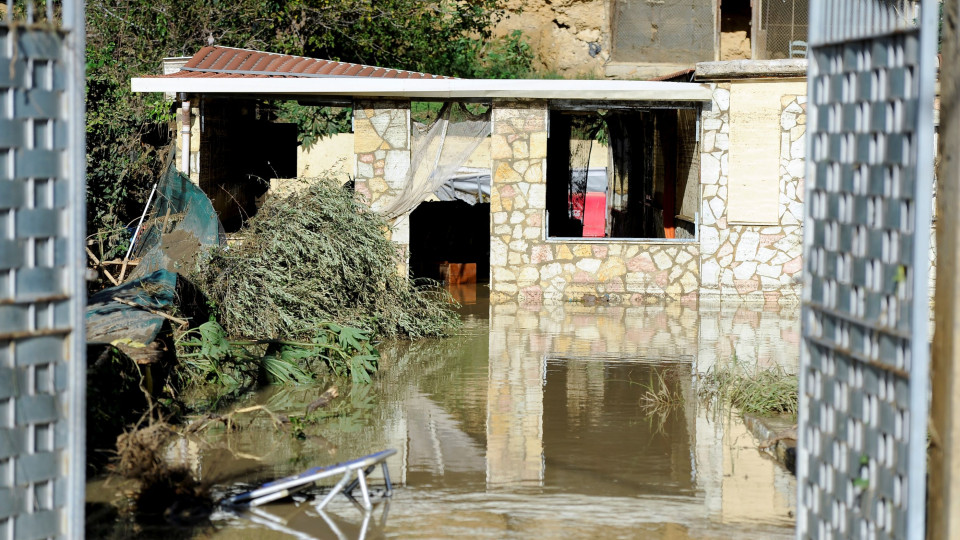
[752,0,810,59]
[546,107,700,241]
[720,0,753,60]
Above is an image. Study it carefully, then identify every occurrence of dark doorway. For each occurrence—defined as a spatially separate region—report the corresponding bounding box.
[199,99,297,232]
[720,0,752,60]
[409,201,490,282]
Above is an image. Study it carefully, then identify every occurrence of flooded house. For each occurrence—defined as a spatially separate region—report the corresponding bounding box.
[128,48,809,537]
[133,47,809,308]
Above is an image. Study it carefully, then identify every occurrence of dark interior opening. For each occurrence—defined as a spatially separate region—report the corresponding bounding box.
[721,0,752,34]
[409,200,490,282]
[199,99,297,232]
[720,0,752,60]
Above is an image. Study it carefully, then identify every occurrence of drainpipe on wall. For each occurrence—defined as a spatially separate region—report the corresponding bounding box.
[180,96,191,176]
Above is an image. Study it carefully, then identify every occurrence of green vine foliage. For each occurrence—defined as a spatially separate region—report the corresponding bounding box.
[85,0,532,233]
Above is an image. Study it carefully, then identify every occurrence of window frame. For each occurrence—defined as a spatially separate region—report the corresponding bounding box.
[544,101,703,244]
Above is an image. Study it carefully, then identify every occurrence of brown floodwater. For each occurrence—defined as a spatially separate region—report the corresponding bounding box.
[87,285,799,539]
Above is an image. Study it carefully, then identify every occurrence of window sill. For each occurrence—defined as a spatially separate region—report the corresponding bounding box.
[545,237,698,245]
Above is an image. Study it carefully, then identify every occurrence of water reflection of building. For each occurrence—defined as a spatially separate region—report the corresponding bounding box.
[392,299,798,525]
[196,299,798,537]
[481,301,797,524]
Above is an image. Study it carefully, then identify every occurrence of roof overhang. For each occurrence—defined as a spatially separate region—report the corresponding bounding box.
[130,77,714,102]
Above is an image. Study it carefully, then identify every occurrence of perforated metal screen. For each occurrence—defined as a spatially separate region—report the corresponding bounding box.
[0,3,86,539]
[799,1,934,538]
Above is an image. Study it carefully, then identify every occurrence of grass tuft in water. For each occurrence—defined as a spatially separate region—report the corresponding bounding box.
[638,369,685,413]
[698,357,798,418]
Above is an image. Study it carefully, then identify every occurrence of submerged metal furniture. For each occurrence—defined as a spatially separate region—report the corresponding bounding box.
[222,449,397,511]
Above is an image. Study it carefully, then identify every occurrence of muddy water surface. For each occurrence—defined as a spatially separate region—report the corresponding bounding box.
[92,286,800,539]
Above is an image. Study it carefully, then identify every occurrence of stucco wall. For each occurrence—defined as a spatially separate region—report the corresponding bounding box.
[297,132,355,181]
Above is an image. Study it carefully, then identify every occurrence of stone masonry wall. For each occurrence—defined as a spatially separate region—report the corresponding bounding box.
[489,100,700,305]
[353,101,412,274]
[699,83,806,307]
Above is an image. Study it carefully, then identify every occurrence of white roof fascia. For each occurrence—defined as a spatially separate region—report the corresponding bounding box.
[131,77,713,102]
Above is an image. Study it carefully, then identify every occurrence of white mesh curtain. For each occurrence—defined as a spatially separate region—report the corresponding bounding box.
[378,103,491,220]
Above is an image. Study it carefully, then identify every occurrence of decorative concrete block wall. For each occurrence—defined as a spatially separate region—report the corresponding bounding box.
[698,82,806,306]
[489,101,701,305]
[353,100,412,273]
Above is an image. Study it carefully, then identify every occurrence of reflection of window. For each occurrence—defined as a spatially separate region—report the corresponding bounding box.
[545,107,700,240]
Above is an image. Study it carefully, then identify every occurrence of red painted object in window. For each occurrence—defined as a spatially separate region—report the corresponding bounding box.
[582,192,606,237]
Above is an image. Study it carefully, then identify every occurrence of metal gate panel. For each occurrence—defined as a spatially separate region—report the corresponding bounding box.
[0,3,86,539]
[800,1,935,539]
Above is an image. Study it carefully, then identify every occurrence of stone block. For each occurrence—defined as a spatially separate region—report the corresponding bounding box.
[701,153,720,185]
[701,226,720,254]
[541,262,562,280]
[494,162,522,184]
[735,231,760,261]
[384,150,410,188]
[524,163,545,185]
[733,261,758,280]
[369,112,392,135]
[703,117,722,131]
[653,251,673,270]
[702,260,721,286]
[714,88,730,111]
[576,258,601,273]
[494,267,517,282]
[354,120,382,153]
[530,132,547,159]
[491,135,512,160]
[757,263,781,279]
[709,197,725,223]
[786,158,805,179]
[781,112,797,131]
[597,257,626,281]
[512,140,529,159]
[491,238,508,266]
[518,266,540,284]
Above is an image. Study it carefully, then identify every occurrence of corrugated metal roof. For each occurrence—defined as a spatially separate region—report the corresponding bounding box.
[149,46,452,80]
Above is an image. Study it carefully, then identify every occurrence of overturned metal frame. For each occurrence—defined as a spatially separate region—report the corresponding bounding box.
[221,449,397,511]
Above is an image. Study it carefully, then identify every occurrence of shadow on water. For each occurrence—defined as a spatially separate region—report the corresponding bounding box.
[87,283,800,539]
